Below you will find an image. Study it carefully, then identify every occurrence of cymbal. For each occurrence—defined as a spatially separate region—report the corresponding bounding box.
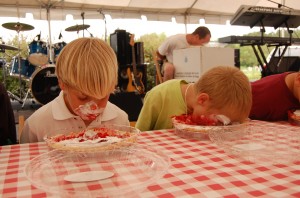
[0,44,18,51]
[2,22,34,31]
[65,24,90,32]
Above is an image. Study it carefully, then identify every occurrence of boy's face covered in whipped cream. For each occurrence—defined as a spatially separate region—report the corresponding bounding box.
[62,84,109,121]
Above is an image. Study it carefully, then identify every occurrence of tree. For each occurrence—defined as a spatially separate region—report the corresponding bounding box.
[139,33,167,90]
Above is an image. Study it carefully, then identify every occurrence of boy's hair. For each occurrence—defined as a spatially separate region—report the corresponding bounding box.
[194,66,252,121]
[56,38,118,99]
[192,26,211,39]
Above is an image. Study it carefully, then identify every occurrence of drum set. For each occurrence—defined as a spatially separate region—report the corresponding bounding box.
[1,22,91,107]
[1,22,80,107]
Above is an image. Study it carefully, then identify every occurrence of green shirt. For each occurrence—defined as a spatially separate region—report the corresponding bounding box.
[136,79,188,131]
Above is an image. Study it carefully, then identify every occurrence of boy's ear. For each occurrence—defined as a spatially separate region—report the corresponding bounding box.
[58,79,65,90]
[197,93,209,105]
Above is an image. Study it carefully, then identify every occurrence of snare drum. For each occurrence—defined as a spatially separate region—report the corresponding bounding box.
[30,65,60,105]
[28,40,48,66]
[10,56,35,79]
[53,42,67,63]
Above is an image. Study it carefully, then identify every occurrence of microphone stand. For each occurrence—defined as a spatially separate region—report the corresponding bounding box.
[81,12,85,37]
[98,10,107,42]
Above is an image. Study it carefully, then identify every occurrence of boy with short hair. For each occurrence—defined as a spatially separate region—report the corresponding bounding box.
[136,66,252,131]
[20,38,129,143]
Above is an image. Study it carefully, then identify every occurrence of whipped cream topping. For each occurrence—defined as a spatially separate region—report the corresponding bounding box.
[55,129,122,147]
[58,136,122,147]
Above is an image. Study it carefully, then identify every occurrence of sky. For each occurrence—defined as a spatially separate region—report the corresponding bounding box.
[0,16,280,46]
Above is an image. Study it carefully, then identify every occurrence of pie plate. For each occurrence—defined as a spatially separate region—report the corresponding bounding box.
[172,117,248,140]
[44,124,140,152]
[24,145,170,197]
[209,121,300,164]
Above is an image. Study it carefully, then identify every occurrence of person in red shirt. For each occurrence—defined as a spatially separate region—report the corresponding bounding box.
[250,72,300,121]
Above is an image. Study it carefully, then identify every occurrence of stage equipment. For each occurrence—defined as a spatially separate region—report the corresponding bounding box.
[53,42,67,63]
[218,36,300,45]
[29,65,60,105]
[268,56,300,73]
[28,40,48,66]
[2,22,34,104]
[231,5,300,28]
[109,92,143,121]
[65,24,90,32]
[2,22,34,31]
[110,30,132,66]
[0,44,18,51]
[219,5,300,77]
[134,42,145,65]
[10,57,35,79]
[128,34,145,94]
[118,64,147,93]
[234,49,240,68]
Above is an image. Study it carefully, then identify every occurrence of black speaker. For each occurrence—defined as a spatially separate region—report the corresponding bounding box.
[268,56,300,73]
[110,30,132,65]
[118,64,147,93]
[134,42,144,65]
[234,49,240,68]
[109,92,143,121]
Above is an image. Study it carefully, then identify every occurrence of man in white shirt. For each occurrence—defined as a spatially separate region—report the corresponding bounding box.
[156,26,211,82]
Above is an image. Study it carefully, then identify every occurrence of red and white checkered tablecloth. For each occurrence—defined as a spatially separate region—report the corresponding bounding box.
[1,120,300,198]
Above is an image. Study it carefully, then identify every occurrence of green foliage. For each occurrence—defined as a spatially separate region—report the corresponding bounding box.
[139,33,167,90]
[0,33,30,95]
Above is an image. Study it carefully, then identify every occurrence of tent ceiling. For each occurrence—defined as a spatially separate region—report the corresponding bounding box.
[0,0,300,25]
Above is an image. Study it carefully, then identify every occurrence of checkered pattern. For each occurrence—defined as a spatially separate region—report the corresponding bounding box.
[1,120,300,197]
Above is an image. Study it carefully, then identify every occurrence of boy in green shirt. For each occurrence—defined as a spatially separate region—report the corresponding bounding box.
[136,66,252,131]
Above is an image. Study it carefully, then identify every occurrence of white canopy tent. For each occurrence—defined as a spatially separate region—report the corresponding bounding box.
[1,0,299,53]
[0,0,300,25]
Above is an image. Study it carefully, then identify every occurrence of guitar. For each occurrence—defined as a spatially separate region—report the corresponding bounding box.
[127,34,145,94]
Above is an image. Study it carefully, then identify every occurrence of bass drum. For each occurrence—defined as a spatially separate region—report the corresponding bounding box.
[29,65,61,105]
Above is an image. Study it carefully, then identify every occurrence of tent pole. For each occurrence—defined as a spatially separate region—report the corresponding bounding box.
[98,10,107,42]
[47,7,53,64]
[184,14,187,34]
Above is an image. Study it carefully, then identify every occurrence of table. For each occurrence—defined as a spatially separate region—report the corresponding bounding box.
[1,120,300,197]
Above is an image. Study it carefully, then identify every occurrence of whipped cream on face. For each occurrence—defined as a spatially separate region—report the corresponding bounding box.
[55,129,122,147]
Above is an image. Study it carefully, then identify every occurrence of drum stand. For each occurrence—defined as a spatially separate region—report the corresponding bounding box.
[2,22,35,107]
[7,26,28,105]
[22,87,33,108]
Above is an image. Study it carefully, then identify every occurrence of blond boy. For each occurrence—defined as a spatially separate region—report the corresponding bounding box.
[20,38,129,143]
[136,66,252,131]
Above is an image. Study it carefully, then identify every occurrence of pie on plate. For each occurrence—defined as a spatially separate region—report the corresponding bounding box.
[172,114,247,140]
[44,124,140,152]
